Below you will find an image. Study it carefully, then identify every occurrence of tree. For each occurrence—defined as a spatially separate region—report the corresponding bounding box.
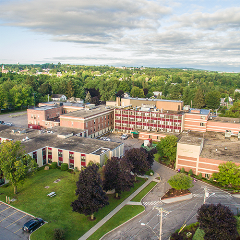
[156,135,178,167]
[103,157,134,198]
[205,90,220,109]
[115,90,124,98]
[0,141,37,194]
[212,161,240,188]
[168,173,193,191]
[65,79,75,98]
[143,88,148,96]
[130,86,145,98]
[193,89,205,108]
[71,164,109,220]
[140,147,157,169]
[85,91,91,103]
[197,203,237,240]
[123,148,150,181]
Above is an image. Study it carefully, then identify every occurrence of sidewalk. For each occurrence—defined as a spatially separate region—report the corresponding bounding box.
[79,173,159,240]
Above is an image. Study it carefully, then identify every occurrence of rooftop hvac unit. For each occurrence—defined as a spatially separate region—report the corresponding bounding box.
[225,130,231,138]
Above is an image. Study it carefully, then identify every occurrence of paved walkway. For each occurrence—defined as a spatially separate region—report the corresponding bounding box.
[78,173,159,240]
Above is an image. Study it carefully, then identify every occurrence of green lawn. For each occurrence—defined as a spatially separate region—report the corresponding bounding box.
[131,181,157,202]
[0,168,146,240]
[88,205,145,240]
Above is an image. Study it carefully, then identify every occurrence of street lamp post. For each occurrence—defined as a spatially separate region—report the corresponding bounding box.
[154,206,169,240]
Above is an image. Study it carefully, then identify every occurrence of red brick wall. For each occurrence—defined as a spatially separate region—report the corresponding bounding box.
[207,121,240,134]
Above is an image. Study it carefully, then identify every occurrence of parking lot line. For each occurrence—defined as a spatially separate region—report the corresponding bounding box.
[14,227,22,233]
[0,210,17,223]
[0,206,11,213]
[6,214,27,228]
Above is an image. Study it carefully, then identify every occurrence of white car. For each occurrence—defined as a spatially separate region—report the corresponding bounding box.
[121,134,128,140]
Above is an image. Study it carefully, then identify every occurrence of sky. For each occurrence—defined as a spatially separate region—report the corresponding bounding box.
[0,0,240,72]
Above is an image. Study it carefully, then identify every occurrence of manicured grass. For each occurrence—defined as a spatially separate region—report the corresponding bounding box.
[87,205,145,240]
[131,181,157,202]
[0,168,146,240]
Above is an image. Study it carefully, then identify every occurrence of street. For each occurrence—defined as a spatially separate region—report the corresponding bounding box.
[102,162,240,240]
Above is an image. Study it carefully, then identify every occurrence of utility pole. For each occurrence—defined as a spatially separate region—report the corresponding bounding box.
[154,206,169,240]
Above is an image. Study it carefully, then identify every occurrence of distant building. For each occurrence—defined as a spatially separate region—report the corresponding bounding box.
[52,94,67,101]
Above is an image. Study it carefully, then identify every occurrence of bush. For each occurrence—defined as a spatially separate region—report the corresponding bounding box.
[188,169,193,176]
[61,163,68,171]
[51,162,57,169]
[145,169,154,176]
[197,173,202,179]
[53,228,65,240]
[180,167,185,173]
[168,173,193,190]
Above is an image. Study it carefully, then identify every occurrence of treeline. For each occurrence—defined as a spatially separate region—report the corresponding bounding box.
[1,64,240,111]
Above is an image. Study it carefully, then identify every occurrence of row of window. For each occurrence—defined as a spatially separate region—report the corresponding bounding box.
[116,122,181,127]
[115,127,180,133]
[33,148,86,169]
[115,110,181,119]
[85,114,113,127]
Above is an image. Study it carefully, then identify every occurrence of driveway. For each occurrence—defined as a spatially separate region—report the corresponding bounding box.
[102,162,240,240]
[0,201,33,240]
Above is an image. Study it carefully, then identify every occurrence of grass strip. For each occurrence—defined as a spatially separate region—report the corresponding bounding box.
[131,181,157,202]
[87,205,144,240]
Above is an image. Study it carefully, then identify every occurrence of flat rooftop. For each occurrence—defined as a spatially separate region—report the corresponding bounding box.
[123,97,183,103]
[60,105,114,119]
[0,125,122,155]
[180,131,240,163]
[178,135,203,146]
[209,116,240,124]
[30,105,61,111]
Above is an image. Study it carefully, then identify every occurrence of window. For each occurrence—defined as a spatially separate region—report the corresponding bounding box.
[200,123,205,126]
[145,113,149,116]
[152,113,156,117]
[58,150,63,166]
[48,148,52,163]
[69,152,74,169]
[86,122,88,128]
[160,114,164,117]
[105,116,106,120]
[81,155,86,166]
[42,148,46,165]
[205,173,210,179]
[33,151,37,163]
[94,120,95,124]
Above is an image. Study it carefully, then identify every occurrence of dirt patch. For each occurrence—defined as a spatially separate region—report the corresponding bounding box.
[161,188,190,200]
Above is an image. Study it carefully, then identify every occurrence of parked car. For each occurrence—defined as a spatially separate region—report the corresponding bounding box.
[0,121,4,124]
[121,134,128,140]
[22,218,44,233]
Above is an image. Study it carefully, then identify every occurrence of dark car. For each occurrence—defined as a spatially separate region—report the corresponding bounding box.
[22,218,44,233]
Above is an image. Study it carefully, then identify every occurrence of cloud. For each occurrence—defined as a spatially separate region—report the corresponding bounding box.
[0,0,171,44]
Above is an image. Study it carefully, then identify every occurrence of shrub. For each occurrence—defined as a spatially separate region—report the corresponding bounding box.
[197,173,202,179]
[188,169,193,176]
[54,228,65,240]
[168,173,193,190]
[209,177,214,182]
[180,167,185,173]
[192,228,205,240]
[51,162,57,169]
[61,163,68,171]
[145,169,154,176]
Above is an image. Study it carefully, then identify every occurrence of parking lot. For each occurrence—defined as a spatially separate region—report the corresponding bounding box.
[0,111,28,129]
[0,201,33,240]
[99,133,144,152]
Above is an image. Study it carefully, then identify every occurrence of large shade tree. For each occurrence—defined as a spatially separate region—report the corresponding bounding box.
[103,157,134,198]
[0,141,37,194]
[197,203,238,240]
[156,135,178,167]
[71,164,109,220]
[123,148,150,181]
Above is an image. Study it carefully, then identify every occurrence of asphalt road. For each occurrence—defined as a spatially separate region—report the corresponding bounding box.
[102,162,240,240]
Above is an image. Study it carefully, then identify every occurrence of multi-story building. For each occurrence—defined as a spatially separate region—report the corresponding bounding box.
[0,125,123,171]
[114,107,183,134]
[60,105,114,138]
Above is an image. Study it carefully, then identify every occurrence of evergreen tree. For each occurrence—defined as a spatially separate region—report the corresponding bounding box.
[71,164,109,220]
[85,91,91,103]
